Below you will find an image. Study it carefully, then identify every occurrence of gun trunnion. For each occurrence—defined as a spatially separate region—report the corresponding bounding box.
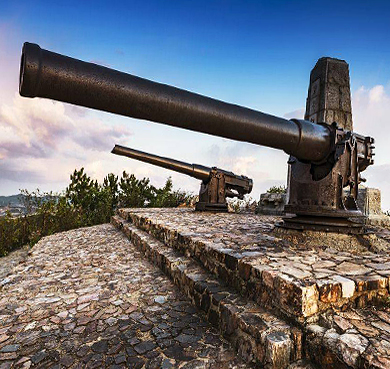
[19,42,375,233]
[112,145,253,212]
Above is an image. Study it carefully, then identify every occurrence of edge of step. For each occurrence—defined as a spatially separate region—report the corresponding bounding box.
[120,209,390,325]
[112,215,304,369]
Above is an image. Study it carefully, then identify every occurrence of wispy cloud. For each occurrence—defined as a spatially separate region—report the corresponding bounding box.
[0,94,132,160]
[283,108,305,120]
[0,160,44,183]
[0,93,133,189]
[204,141,288,198]
[352,84,390,210]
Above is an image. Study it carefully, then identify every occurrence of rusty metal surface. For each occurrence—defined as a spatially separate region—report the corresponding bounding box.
[284,57,376,233]
[112,145,211,181]
[280,214,368,234]
[111,145,252,212]
[20,42,332,163]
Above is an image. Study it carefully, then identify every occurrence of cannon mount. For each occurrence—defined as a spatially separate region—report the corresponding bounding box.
[112,145,253,212]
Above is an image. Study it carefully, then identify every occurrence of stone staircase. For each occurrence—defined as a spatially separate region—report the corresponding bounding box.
[112,208,390,369]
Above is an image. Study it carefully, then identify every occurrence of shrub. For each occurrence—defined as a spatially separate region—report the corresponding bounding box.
[0,168,194,257]
[228,196,256,213]
[266,185,287,194]
[150,177,194,208]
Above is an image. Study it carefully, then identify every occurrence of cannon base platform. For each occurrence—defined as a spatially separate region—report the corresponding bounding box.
[280,214,367,234]
[195,201,228,212]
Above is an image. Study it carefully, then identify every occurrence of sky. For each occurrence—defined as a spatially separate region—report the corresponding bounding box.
[0,0,390,210]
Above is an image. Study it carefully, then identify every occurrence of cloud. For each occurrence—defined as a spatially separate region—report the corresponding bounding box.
[352,85,390,167]
[283,108,305,120]
[365,164,390,212]
[0,94,132,161]
[203,141,288,199]
[0,93,133,187]
[72,119,130,151]
[0,94,73,149]
[351,85,390,210]
[0,160,44,183]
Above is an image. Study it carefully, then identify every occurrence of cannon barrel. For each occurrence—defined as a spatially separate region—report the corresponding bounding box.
[112,144,211,181]
[20,42,333,162]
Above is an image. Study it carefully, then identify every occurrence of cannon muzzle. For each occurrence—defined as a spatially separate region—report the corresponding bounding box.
[20,42,332,163]
[112,145,211,181]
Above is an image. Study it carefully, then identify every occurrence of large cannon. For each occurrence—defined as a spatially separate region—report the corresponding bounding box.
[19,42,375,233]
[112,145,253,212]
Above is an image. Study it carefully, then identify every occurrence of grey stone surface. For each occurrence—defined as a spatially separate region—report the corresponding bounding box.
[307,307,390,368]
[0,224,251,368]
[256,193,286,216]
[112,215,301,368]
[304,57,352,130]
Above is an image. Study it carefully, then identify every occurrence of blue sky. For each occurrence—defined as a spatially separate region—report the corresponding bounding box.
[0,0,390,209]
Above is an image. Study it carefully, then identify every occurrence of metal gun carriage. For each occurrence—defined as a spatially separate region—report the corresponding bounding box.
[19,42,375,233]
[112,145,253,212]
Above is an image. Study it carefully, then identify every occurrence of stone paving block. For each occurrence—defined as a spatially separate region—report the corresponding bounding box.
[306,307,390,369]
[338,333,369,367]
[353,274,388,292]
[331,275,356,298]
[0,223,254,368]
[265,331,292,369]
[317,279,342,303]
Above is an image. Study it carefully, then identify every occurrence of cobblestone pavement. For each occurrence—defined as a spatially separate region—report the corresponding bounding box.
[0,224,252,369]
[0,247,29,280]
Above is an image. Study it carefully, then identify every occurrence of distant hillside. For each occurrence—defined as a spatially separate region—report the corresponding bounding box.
[0,194,24,207]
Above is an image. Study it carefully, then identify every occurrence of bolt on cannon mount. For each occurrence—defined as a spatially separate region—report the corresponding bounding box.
[19,42,375,233]
[112,145,253,212]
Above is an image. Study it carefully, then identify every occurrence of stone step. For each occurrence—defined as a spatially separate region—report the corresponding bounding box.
[118,208,390,325]
[112,215,304,369]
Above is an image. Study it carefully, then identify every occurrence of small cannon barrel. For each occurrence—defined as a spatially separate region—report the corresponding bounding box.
[112,145,211,181]
[20,42,333,162]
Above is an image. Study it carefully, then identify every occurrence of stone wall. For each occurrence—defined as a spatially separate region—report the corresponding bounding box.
[256,193,286,216]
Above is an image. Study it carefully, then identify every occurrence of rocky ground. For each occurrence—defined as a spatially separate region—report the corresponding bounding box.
[0,224,251,368]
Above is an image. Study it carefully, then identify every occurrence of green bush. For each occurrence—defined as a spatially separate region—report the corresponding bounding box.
[119,171,155,208]
[266,185,287,194]
[150,177,194,208]
[0,168,194,257]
